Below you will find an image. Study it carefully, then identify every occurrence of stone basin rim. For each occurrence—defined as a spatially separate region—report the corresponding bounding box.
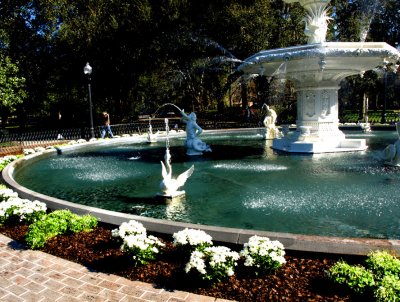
[2,129,399,256]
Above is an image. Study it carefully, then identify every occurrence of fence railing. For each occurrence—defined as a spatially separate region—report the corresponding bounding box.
[0,120,260,156]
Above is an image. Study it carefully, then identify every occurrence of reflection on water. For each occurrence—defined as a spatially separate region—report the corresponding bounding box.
[14,129,400,239]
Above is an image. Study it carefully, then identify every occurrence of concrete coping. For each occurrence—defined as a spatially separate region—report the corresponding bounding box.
[2,131,400,256]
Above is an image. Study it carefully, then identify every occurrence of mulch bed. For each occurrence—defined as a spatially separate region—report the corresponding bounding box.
[0,222,370,302]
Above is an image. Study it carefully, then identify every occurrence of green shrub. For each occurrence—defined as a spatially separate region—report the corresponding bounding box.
[25,209,98,249]
[375,275,400,302]
[329,251,400,300]
[366,250,400,279]
[328,260,375,294]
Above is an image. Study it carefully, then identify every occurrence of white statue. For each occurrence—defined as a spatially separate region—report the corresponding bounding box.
[381,122,400,167]
[159,149,194,196]
[180,110,212,156]
[262,104,277,127]
[260,104,281,140]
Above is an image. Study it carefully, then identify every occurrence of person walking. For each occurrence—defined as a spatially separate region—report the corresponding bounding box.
[101,112,114,138]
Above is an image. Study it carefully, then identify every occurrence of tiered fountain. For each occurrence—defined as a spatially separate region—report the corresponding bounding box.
[238,0,400,153]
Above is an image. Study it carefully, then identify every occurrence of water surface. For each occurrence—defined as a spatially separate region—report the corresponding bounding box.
[14,130,400,239]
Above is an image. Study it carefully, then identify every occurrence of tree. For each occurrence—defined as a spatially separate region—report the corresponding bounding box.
[0,55,27,126]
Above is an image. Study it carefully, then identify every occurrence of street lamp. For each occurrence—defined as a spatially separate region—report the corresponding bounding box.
[83,62,95,139]
[380,64,389,124]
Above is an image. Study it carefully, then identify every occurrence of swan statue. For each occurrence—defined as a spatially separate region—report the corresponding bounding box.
[159,149,194,196]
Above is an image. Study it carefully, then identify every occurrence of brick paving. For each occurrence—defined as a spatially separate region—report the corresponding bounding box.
[0,234,234,302]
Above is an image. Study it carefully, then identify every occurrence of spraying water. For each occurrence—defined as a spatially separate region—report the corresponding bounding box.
[358,0,380,42]
[153,103,183,117]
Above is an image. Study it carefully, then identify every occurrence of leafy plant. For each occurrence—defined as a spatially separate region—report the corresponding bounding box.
[25,210,98,249]
[375,275,400,302]
[185,246,240,283]
[328,260,375,294]
[366,250,400,279]
[329,251,400,300]
[240,235,286,275]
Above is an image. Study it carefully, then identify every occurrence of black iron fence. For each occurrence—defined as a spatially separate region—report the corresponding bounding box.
[0,120,259,156]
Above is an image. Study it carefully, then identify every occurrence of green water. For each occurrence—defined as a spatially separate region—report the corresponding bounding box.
[14,130,400,239]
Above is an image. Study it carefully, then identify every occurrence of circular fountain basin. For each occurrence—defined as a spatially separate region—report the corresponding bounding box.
[6,129,400,244]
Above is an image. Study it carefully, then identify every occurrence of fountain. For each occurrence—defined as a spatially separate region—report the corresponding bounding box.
[238,0,400,153]
[2,3,400,255]
[158,118,194,200]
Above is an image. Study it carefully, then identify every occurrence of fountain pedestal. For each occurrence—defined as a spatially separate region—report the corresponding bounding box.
[272,84,367,153]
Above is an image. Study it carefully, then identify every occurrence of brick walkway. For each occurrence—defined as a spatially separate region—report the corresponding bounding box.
[0,234,234,302]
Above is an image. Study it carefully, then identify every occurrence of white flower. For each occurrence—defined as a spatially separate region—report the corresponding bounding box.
[3,155,17,162]
[114,220,164,265]
[227,267,234,276]
[185,245,239,281]
[0,188,18,201]
[0,197,46,222]
[240,235,286,271]
[112,220,147,239]
[34,147,46,153]
[23,149,36,155]
[173,228,213,248]
[185,250,207,274]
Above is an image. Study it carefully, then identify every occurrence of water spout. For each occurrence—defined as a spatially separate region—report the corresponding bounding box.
[153,103,183,117]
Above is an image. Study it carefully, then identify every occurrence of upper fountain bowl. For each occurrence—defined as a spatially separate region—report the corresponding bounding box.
[238,42,400,88]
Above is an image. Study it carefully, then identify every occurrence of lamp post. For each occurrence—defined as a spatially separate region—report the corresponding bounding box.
[83,62,95,139]
[381,66,388,124]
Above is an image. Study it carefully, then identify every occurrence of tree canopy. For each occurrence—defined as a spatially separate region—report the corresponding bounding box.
[0,0,399,128]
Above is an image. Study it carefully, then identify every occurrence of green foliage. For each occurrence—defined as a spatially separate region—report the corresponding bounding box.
[328,260,375,294]
[329,251,400,300]
[366,251,400,280]
[25,210,98,249]
[1,0,399,124]
[0,55,26,112]
[375,275,400,302]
